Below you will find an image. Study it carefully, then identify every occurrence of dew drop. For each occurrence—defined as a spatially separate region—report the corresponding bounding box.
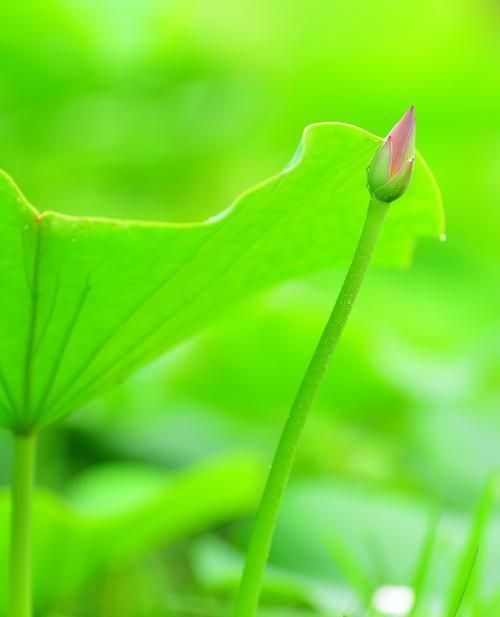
[439,233,447,242]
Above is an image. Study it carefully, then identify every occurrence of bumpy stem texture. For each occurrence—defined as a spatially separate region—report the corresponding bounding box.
[233,198,389,617]
[9,433,36,617]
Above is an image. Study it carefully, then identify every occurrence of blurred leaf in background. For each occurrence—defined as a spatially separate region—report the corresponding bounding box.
[0,455,264,614]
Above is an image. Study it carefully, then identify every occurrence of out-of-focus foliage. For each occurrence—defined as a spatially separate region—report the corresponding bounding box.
[0,0,498,615]
[0,456,263,614]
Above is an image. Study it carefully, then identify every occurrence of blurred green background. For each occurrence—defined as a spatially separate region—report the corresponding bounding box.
[0,0,499,615]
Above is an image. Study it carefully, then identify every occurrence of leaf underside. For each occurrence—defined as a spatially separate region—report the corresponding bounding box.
[0,122,444,430]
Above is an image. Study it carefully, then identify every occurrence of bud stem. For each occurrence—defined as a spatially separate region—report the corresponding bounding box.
[233,198,390,617]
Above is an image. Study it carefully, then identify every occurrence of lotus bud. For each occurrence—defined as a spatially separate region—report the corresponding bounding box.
[367,106,416,203]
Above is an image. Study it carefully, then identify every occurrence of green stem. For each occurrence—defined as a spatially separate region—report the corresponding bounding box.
[233,198,389,617]
[9,432,36,617]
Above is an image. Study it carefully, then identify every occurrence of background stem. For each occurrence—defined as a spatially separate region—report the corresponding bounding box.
[233,198,389,617]
[9,432,36,617]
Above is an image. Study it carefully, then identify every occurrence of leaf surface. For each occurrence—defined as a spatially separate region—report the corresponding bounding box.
[0,123,443,429]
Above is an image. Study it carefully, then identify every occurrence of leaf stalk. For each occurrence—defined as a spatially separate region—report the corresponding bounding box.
[9,432,36,617]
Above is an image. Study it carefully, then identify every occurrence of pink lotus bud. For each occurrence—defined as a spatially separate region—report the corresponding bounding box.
[367,106,416,203]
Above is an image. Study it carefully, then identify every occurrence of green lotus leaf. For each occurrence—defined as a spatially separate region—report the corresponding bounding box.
[0,123,443,430]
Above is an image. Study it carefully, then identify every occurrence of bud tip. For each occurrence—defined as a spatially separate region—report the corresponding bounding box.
[367,106,416,203]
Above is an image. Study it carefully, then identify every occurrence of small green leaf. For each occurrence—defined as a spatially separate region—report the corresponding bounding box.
[0,122,443,430]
